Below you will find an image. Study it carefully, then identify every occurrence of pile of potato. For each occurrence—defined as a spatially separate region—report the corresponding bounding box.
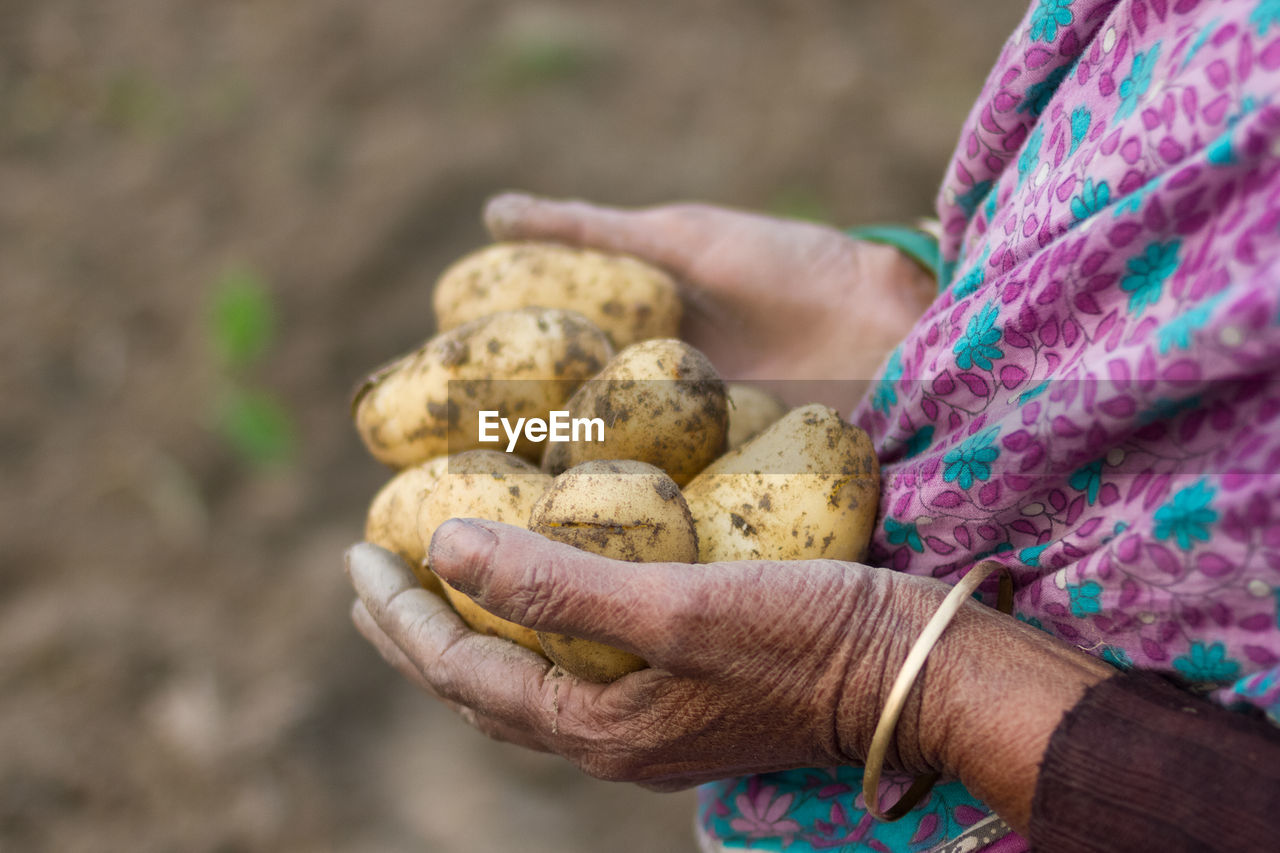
[354,241,881,682]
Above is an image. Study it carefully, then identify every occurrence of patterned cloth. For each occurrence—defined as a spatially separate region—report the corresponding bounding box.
[697,1,1280,849]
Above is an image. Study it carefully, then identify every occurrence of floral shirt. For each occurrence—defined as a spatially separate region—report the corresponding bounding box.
[698,1,1280,849]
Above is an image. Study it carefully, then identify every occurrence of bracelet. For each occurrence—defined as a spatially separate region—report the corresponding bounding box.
[861,559,1013,821]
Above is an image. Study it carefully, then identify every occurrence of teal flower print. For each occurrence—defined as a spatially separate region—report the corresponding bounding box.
[1019,64,1071,117]
[1030,0,1074,43]
[1069,106,1091,155]
[1101,646,1133,670]
[942,426,1001,489]
[1114,176,1161,217]
[1070,178,1111,223]
[1069,458,1104,504]
[903,424,936,458]
[953,302,1004,370]
[1139,394,1202,426]
[952,247,991,300]
[1182,18,1220,67]
[1252,0,1280,36]
[1173,641,1240,683]
[1068,580,1103,617]
[1207,129,1236,166]
[1157,291,1227,354]
[1120,239,1180,315]
[1017,125,1045,188]
[1018,380,1050,405]
[885,517,924,553]
[1153,479,1218,550]
[1019,542,1050,568]
[1018,613,1050,634]
[1207,96,1259,166]
[1117,42,1162,120]
[956,179,994,218]
[872,347,904,413]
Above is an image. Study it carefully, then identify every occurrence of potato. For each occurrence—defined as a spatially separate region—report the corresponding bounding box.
[542,339,728,487]
[529,460,698,683]
[725,383,788,449]
[433,241,681,349]
[682,404,880,563]
[418,450,553,653]
[365,456,450,594]
[353,307,613,468]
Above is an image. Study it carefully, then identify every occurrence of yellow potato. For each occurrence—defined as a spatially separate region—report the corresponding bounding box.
[353,307,613,468]
[529,460,698,682]
[418,450,553,653]
[683,404,880,563]
[364,456,450,594]
[542,339,728,487]
[433,241,681,349]
[725,383,788,449]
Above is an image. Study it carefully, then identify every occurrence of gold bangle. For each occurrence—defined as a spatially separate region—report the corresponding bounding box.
[861,559,1012,821]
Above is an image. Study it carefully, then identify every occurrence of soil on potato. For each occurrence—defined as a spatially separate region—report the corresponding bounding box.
[0,2,1024,850]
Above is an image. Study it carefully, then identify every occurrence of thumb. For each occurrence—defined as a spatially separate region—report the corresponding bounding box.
[428,518,684,658]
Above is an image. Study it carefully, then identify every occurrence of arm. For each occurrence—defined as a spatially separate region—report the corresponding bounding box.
[345,521,1115,834]
[1031,670,1280,851]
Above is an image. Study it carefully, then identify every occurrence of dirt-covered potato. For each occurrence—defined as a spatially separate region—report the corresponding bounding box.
[529,459,698,682]
[542,339,728,487]
[417,450,553,653]
[365,456,450,594]
[725,383,788,449]
[433,241,681,349]
[353,307,613,468]
[683,404,880,563]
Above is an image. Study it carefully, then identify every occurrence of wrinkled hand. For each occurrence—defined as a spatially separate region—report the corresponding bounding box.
[347,518,960,791]
[485,194,936,411]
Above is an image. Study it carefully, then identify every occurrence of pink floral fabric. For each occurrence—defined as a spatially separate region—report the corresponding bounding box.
[699,1,1280,849]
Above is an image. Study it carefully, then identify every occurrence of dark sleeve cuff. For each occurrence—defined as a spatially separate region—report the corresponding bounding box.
[1030,670,1280,852]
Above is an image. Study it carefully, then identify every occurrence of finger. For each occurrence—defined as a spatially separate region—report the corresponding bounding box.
[347,541,581,731]
[483,193,725,278]
[351,596,435,694]
[351,599,554,754]
[428,519,689,661]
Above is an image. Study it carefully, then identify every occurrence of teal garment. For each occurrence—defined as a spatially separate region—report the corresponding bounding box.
[697,768,1002,851]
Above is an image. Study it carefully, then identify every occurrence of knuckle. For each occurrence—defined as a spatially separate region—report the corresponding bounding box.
[501,553,558,630]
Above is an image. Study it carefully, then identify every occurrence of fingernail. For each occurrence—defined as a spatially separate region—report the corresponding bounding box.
[429,519,498,592]
[347,542,415,603]
[484,192,535,237]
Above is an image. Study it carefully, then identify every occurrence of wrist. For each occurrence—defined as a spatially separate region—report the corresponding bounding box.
[831,570,953,773]
[926,606,1114,833]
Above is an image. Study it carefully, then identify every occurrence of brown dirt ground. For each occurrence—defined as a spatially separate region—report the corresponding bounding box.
[1,1,1025,850]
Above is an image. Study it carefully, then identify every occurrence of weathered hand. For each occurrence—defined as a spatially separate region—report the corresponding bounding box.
[484,194,936,411]
[347,518,955,790]
[346,519,1111,831]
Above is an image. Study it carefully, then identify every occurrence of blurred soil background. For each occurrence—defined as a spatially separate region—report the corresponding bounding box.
[1,1,1025,850]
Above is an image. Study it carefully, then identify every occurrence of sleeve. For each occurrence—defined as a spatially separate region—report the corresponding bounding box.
[1030,670,1280,852]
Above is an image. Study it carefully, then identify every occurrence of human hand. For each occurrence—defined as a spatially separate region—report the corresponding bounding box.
[346,519,1111,830]
[484,194,936,412]
[348,518,959,790]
